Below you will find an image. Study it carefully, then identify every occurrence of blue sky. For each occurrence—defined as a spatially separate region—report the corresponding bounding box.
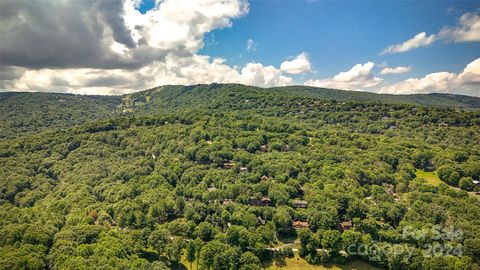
[1,0,479,95]
[197,1,479,83]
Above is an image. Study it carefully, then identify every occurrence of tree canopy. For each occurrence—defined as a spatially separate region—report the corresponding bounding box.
[1,84,480,269]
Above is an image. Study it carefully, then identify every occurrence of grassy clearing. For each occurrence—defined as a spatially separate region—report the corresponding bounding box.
[415,169,443,186]
[416,169,480,201]
[179,253,195,270]
[264,253,382,270]
[178,252,382,270]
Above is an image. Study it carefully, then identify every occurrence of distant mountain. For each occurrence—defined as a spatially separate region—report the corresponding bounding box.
[0,92,121,138]
[128,84,480,110]
[277,86,480,109]
[1,84,479,138]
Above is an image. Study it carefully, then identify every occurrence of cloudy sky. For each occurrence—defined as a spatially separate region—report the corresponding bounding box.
[0,0,479,96]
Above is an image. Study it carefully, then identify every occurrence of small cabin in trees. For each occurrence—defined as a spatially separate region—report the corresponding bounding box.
[293,220,309,229]
[207,186,217,192]
[249,196,271,206]
[338,220,352,232]
[260,197,271,206]
[249,198,261,206]
[222,199,233,205]
[239,167,248,174]
[260,145,268,152]
[223,161,235,169]
[293,199,308,208]
[260,175,269,181]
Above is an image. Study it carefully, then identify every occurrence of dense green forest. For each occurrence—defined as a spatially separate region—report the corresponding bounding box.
[2,84,479,139]
[1,84,480,270]
[0,93,121,139]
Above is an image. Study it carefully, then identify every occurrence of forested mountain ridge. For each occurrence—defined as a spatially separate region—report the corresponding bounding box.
[1,84,480,269]
[0,92,121,139]
[278,85,480,108]
[128,84,480,110]
[1,84,480,139]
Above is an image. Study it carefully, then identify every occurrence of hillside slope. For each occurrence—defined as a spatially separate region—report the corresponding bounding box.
[0,85,480,270]
[1,85,479,269]
[0,92,121,138]
[128,84,480,110]
[1,84,479,138]
[277,86,480,108]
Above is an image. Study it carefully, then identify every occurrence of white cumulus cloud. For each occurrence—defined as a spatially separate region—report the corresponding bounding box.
[381,32,436,55]
[241,63,293,86]
[280,53,312,74]
[9,54,295,95]
[438,12,480,42]
[379,58,480,96]
[0,0,299,94]
[305,62,382,90]
[380,11,480,54]
[122,0,249,52]
[380,66,412,75]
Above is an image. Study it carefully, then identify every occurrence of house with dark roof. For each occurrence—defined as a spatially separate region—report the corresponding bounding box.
[249,196,271,206]
[249,198,261,206]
